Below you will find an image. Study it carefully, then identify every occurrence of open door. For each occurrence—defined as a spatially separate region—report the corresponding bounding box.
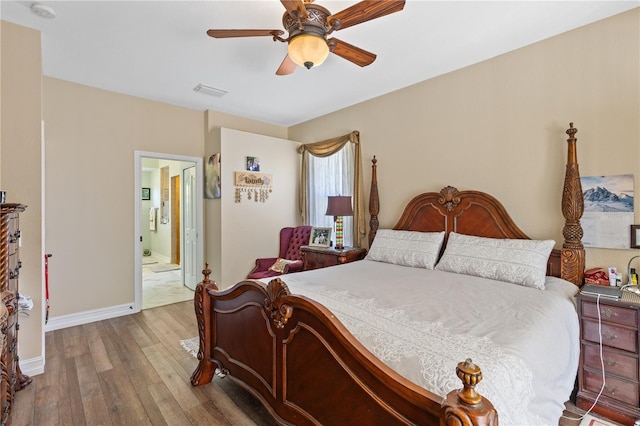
[134,151,203,312]
[182,165,198,290]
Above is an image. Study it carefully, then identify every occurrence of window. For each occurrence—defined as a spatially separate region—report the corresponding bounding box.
[298,131,364,248]
[307,143,355,247]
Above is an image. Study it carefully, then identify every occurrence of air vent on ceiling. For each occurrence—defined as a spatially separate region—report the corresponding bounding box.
[193,84,227,98]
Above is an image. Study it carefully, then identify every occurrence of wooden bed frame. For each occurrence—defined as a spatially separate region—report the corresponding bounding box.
[191,123,585,425]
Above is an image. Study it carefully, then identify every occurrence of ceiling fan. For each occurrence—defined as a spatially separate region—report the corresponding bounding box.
[207,0,406,75]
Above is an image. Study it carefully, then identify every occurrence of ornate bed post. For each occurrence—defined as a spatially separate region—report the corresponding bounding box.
[441,359,498,426]
[561,123,585,286]
[440,358,498,426]
[190,264,219,386]
[369,156,380,247]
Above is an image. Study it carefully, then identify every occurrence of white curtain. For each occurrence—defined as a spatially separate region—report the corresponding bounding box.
[307,143,355,247]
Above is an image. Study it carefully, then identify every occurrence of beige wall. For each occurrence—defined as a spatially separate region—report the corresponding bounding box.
[219,128,300,288]
[0,21,44,364]
[43,77,205,316]
[203,111,290,287]
[290,9,640,278]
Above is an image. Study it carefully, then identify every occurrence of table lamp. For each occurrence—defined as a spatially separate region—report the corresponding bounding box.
[326,195,353,250]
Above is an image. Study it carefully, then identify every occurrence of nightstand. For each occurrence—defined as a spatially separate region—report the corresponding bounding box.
[576,292,640,425]
[300,245,367,271]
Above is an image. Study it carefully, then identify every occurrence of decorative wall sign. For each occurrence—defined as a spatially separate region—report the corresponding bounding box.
[234,171,272,203]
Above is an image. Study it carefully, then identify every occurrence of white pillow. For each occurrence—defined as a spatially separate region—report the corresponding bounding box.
[435,232,555,290]
[365,229,445,269]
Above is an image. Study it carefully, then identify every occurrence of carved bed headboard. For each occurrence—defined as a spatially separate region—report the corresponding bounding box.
[367,123,585,286]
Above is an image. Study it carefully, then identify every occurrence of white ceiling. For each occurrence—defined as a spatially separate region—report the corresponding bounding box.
[1,1,638,126]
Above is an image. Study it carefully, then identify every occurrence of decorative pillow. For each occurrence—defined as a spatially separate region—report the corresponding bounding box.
[365,229,445,269]
[435,232,555,289]
[268,258,298,273]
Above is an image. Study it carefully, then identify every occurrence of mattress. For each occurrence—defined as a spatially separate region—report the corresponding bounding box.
[264,259,580,426]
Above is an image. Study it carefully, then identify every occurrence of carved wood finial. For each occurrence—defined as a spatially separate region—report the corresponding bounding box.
[456,359,483,405]
[562,122,585,285]
[202,263,212,283]
[264,278,293,329]
[438,186,461,212]
[441,359,498,426]
[369,156,380,248]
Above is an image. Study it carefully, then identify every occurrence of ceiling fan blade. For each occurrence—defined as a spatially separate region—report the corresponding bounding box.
[328,0,405,30]
[328,38,376,67]
[280,0,308,19]
[276,54,297,76]
[207,29,284,38]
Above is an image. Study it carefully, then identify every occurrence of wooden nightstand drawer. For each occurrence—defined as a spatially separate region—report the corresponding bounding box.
[301,246,367,271]
[583,368,639,406]
[577,294,640,424]
[582,300,638,327]
[583,343,638,379]
[582,318,637,352]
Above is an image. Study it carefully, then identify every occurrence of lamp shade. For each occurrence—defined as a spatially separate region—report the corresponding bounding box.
[326,196,353,217]
[288,34,330,69]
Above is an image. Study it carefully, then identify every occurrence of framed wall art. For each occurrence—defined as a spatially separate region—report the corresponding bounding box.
[246,156,260,172]
[632,225,640,249]
[205,153,221,199]
[141,187,150,200]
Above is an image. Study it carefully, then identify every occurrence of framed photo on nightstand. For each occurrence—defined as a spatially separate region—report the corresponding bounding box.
[309,227,332,247]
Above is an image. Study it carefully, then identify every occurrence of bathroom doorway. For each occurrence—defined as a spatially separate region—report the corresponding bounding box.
[134,152,204,311]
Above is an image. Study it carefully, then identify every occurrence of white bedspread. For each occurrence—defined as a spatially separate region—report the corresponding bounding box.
[264,260,580,426]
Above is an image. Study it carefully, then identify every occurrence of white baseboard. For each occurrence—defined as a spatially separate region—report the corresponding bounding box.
[19,355,45,377]
[151,252,170,263]
[44,303,136,332]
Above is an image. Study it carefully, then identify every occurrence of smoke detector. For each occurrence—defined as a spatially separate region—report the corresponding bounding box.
[31,3,56,19]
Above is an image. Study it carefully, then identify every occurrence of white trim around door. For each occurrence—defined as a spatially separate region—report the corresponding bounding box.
[133,151,204,312]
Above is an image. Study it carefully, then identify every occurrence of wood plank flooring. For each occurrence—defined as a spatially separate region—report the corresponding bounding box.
[12,300,277,426]
[10,299,606,426]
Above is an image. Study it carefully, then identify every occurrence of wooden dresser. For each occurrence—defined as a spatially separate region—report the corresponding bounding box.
[0,204,31,425]
[576,292,640,425]
[300,245,367,271]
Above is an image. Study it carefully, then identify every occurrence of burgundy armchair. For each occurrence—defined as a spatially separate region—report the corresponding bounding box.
[247,225,312,280]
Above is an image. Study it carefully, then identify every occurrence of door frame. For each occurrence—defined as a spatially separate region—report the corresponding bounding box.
[133,151,204,312]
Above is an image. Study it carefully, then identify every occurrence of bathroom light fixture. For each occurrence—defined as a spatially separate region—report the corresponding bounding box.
[30,3,56,19]
[193,84,228,98]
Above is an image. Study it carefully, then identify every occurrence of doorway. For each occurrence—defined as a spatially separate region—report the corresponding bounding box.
[134,152,204,312]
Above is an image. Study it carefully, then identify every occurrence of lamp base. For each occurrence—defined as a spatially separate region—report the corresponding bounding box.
[335,216,344,251]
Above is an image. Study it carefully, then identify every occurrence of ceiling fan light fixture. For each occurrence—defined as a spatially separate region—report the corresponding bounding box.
[288,34,330,70]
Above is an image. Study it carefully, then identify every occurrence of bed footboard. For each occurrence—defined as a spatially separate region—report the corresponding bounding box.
[191,269,497,426]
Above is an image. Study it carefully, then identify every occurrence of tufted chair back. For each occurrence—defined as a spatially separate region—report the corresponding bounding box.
[279,226,313,261]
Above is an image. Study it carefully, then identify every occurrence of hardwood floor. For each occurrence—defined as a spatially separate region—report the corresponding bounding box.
[10,299,609,426]
[12,300,276,426]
